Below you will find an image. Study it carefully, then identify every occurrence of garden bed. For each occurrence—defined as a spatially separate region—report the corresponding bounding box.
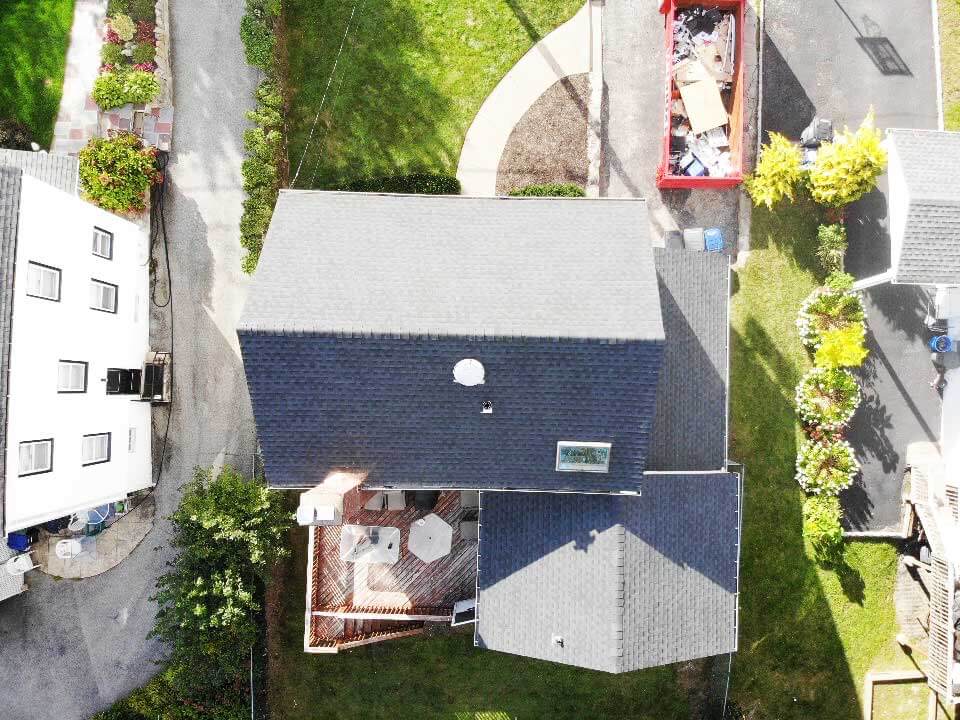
[495,73,588,196]
[96,0,163,112]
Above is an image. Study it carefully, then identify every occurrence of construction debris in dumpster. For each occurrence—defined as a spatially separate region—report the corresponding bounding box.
[668,5,736,178]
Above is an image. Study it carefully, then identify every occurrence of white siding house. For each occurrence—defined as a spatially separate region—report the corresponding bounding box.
[0,156,152,535]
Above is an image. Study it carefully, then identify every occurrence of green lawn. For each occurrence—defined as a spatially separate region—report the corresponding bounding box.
[267,526,688,720]
[281,0,583,189]
[0,0,74,148]
[940,0,960,129]
[729,197,914,719]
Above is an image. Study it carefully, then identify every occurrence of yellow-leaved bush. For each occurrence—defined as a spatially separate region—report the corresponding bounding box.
[745,132,804,209]
[808,110,887,207]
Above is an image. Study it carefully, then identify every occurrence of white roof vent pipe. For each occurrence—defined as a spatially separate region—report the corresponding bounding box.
[453,358,485,386]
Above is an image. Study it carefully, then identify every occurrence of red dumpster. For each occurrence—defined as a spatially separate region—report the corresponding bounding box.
[656,0,746,189]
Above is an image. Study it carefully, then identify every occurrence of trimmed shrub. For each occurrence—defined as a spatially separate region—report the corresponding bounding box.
[101,42,125,66]
[816,223,847,274]
[240,12,275,70]
[124,70,161,103]
[93,70,161,109]
[131,42,156,64]
[795,367,860,431]
[803,495,845,566]
[796,437,859,495]
[508,182,585,197]
[826,270,855,291]
[92,72,127,110]
[745,132,804,209]
[110,13,136,42]
[809,110,887,207]
[0,118,34,150]
[815,323,869,368]
[797,287,865,349]
[342,173,462,195]
[240,80,284,273]
[78,132,159,213]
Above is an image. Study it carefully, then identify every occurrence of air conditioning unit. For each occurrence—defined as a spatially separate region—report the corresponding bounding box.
[140,351,171,403]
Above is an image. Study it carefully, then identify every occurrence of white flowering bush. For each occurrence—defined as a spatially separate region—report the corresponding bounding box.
[795,367,861,431]
[797,287,865,349]
[796,437,859,495]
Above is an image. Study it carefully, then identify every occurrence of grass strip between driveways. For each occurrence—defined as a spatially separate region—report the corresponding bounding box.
[729,196,922,720]
[940,0,960,129]
[282,0,584,189]
[0,0,74,148]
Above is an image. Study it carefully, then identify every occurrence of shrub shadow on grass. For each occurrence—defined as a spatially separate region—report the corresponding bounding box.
[747,193,824,274]
[731,310,861,716]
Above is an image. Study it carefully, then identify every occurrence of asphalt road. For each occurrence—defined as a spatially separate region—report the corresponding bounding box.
[762,0,940,533]
[0,2,259,717]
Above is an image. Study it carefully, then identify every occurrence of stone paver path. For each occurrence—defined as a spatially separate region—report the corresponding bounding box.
[456,2,595,196]
[52,0,107,155]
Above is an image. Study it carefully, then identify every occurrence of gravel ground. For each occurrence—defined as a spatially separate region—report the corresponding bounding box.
[0,2,259,718]
[495,73,589,195]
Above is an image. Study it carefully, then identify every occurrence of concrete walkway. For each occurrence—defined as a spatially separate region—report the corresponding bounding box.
[0,0,259,716]
[456,2,596,196]
[51,0,107,155]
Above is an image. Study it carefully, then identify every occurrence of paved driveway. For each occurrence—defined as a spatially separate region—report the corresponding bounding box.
[0,1,259,717]
[600,0,760,249]
[762,0,940,533]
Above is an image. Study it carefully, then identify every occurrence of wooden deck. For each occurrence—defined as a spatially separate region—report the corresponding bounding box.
[311,489,478,616]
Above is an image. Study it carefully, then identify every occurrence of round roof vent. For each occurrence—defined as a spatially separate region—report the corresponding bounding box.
[453,358,485,386]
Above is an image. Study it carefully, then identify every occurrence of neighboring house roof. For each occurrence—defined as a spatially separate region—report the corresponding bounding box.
[0,167,22,535]
[475,472,741,673]
[648,248,729,471]
[239,193,668,493]
[0,150,77,196]
[239,191,664,341]
[887,129,960,285]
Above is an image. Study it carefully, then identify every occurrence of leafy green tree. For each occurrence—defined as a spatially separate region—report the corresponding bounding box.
[150,465,290,709]
[78,132,160,213]
[745,132,804,209]
[809,111,887,207]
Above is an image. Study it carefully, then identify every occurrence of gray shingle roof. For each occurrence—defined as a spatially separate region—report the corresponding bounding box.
[0,150,77,195]
[476,472,741,672]
[239,192,664,341]
[0,168,22,535]
[887,129,960,284]
[648,249,730,471]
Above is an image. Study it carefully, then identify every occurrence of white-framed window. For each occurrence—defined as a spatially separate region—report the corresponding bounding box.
[89,279,118,313]
[92,227,114,259]
[57,360,88,393]
[19,439,53,476]
[555,441,612,473]
[82,433,111,466]
[26,262,61,301]
[127,427,136,453]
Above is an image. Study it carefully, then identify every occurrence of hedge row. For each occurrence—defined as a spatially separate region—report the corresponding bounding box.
[341,173,461,195]
[507,182,585,197]
[239,0,284,273]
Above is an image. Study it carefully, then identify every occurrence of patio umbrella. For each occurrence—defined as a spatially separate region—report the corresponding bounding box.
[408,513,453,563]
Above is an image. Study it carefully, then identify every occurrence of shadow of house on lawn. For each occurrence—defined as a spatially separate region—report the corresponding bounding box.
[284,0,457,190]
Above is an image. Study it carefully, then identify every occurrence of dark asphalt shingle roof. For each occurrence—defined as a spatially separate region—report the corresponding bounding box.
[887,129,960,284]
[649,249,730,471]
[0,168,22,535]
[240,334,663,493]
[239,192,664,341]
[0,150,77,195]
[476,472,741,672]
